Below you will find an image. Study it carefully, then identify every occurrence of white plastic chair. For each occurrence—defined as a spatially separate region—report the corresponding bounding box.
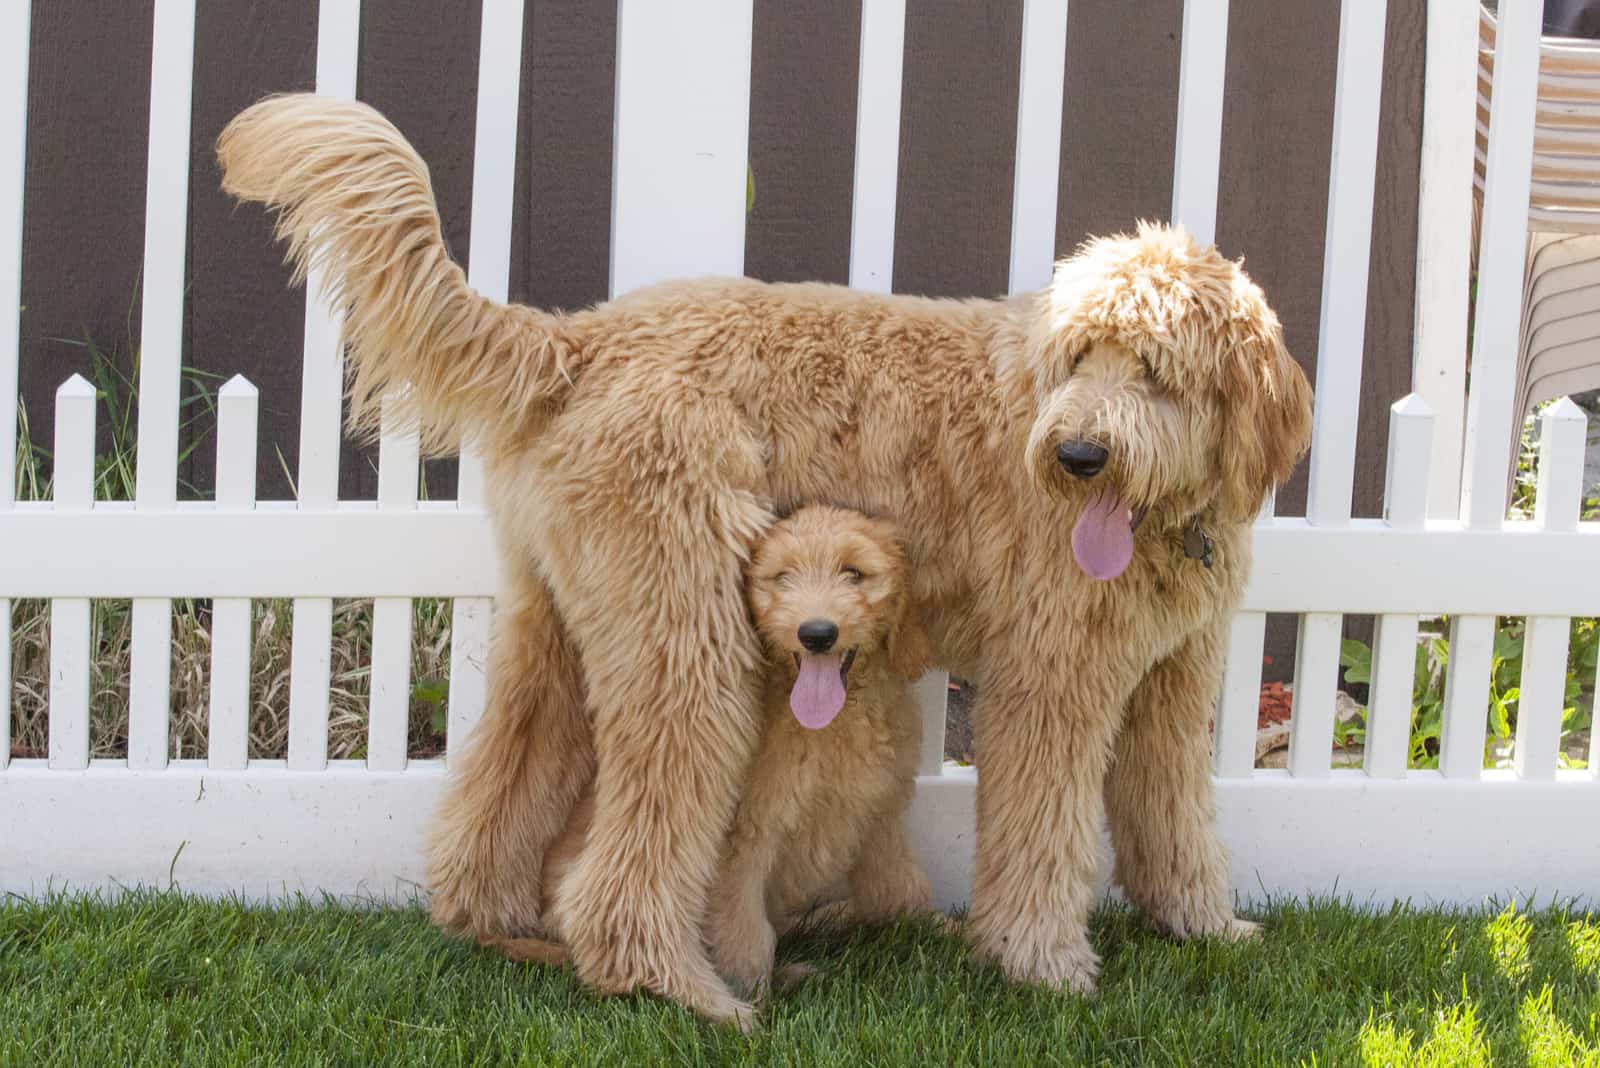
[1477,5,1600,489]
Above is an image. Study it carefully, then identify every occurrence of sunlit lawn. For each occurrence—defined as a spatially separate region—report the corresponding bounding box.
[2,893,1598,1066]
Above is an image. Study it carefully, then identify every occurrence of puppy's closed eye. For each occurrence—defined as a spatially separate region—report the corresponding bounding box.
[841,566,863,584]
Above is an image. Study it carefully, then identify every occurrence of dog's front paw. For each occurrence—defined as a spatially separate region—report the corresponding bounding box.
[971,928,1100,996]
[1216,916,1262,942]
[1147,901,1262,943]
[696,986,760,1033]
[1009,942,1100,996]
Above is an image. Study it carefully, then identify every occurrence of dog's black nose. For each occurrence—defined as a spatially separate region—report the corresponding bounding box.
[797,619,839,653]
[1056,440,1108,479]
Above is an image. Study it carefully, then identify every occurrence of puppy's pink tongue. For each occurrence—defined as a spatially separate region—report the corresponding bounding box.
[1071,491,1134,581]
[791,653,846,729]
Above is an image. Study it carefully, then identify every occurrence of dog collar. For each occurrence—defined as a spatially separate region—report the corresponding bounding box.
[1182,522,1214,569]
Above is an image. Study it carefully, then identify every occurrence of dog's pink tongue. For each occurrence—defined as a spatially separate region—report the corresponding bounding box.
[1071,491,1134,581]
[791,653,846,730]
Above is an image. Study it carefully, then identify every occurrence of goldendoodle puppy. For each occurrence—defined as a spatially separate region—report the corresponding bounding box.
[493,505,939,1007]
[217,95,1313,1025]
[703,504,939,997]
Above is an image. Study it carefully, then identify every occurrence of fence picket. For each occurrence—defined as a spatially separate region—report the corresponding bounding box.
[845,0,945,763]
[1007,0,1069,295]
[445,0,526,758]
[127,0,197,771]
[913,672,948,776]
[1437,0,1541,779]
[48,377,96,771]
[1460,0,1541,527]
[610,0,753,297]
[1305,0,1388,526]
[848,0,906,293]
[1171,0,1228,243]
[1288,612,1342,777]
[1440,614,1494,779]
[1365,394,1433,778]
[1514,399,1587,780]
[1282,0,1393,786]
[0,0,30,770]
[287,0,361,774]
[1412,0,1478,520]
[0,599,8,768]
[209,377,257,771]
[287,598,334,771]
[370,397,419,771]
[1214,611,1267,777]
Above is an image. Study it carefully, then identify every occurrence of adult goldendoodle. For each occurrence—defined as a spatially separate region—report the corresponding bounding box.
[218,94,1313,1024]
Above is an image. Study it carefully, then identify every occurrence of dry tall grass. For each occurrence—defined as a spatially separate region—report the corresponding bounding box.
[8,596,453,760]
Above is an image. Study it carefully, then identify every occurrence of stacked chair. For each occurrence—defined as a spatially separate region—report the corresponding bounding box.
[1477,3,1600,493]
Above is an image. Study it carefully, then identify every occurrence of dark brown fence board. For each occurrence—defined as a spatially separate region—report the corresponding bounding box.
[19,1,156,474]
[186,0,318,501]
[745,0,861,286]
[509,0,615,314]
[1056,0,1182,254]
[893,0,1023,298]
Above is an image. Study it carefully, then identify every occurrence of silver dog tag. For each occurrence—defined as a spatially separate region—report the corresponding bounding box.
[1183,525,1214,569]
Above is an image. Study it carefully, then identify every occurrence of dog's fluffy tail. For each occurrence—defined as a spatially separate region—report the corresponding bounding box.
[217,93,573,453]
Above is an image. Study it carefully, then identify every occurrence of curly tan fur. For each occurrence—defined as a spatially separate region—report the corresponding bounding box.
[217,94,1313,1024]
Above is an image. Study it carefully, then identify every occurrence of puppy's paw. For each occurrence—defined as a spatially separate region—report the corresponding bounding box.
[773,962,820,993]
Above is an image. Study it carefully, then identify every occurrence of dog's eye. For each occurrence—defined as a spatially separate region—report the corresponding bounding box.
[841,566,864,583]
[773,571,791,584]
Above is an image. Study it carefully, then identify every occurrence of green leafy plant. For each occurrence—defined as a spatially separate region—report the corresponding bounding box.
[1339,617,1595,771]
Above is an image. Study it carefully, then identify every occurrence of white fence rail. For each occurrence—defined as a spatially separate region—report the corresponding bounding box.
[3,0,1598,910]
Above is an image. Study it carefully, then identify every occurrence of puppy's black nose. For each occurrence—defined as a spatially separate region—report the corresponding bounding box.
[1056,440,1108,479]
[797,619,839,653]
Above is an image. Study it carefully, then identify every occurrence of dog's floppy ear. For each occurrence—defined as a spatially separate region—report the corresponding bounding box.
[1216,294,1314,523]
[886,611,933,683]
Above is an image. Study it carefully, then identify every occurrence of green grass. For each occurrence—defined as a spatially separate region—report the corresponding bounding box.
[3,896,1599,1066]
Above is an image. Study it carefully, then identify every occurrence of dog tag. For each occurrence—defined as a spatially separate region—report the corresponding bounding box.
[1183,524,1214,569]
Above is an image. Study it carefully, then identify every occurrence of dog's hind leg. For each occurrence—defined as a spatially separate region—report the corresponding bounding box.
[542,489,769,1029]
[1106,621,1258,942]
[425,568,592,941]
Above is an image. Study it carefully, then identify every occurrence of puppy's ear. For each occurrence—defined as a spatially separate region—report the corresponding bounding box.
[1217,302,1313,523]
[886,613,933,683]
[865,518,933,681]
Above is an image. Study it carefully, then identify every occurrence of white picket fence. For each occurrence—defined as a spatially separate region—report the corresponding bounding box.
[2,0,1597,911]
